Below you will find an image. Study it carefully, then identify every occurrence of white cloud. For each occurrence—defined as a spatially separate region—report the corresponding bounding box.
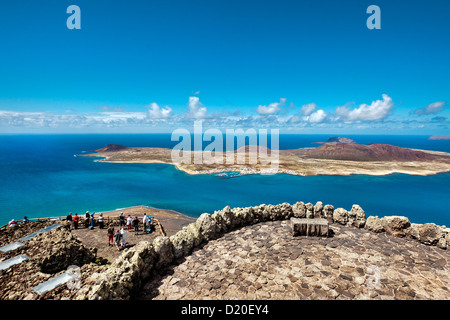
[147,102,172,119]
[307,109,327,123]
[300,103,317,116]
[414,101,446,115]
[256,98,286,115]
[287,102,327,124]
[335,94,394,122]
[186,96,208,119]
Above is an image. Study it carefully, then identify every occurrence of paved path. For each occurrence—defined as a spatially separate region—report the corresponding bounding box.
[139,220,450,300]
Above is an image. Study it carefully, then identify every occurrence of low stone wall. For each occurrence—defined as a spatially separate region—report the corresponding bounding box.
[75,201,450,300]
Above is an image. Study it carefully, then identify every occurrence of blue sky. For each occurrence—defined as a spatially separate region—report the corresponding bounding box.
[0,0,449,134]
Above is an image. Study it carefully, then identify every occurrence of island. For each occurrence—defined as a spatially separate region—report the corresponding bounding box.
[77,139,450,177]
[429,135,450,140]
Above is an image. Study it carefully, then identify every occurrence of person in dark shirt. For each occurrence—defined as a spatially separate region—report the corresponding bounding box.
[66,212,73,230]
[119,212,125,227]
[132,216,139,235]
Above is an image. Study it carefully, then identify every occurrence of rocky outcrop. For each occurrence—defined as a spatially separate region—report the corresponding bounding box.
[30,227,97,274]
[381,216,411,238]
[0,225,104,300]
[333,208,348,225]
[73,201,450,300]
[323,204,334,223]
[365,216,384,233]
[305,203,314,219]
[314,201,323,218]
[409,223,444,246]
[347,205,367,228]
[292,202,306,218]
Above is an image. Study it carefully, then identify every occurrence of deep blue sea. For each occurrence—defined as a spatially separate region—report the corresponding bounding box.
[0,134,449,226]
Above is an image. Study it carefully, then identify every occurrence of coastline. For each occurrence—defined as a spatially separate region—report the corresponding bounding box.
[82,155,450,178]
[77,144,450,178]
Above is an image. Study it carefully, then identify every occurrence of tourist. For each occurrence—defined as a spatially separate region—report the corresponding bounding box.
[147,215,154,233]
[23,216,28,224]
[107,224,115,246]
[133,216,139,235]
[73,213,79,229]
[142,213,149,231]
[66,212,73,230]
[98,213,105,229]
[120,227,127,247]
[119,212,125,227]
[85,211,90,228]
[126,215,133,231]
[113,230,122,250]
[89,212,95,230]
[8,219,16,227]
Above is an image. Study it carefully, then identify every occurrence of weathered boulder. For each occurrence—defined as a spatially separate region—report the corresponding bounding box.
[365,216,385,233]
[270,202,293,221]
[347,205,366,228]
[169,228,195,259]
[212,206,234,233]
[195,213,219,240]
[381,216,411,238]
[183,223,204,247]
[33,228,96,274]
[130,241,156,280]
[292,202,306,218]
[83,240,157,300]
[444,228,450,248]
[323,204,334,223]
[333,208,348,225]
[152,236,174,270]
[305,203,314,219]
[314,201,323,218]
[251,204,268,223]
[408,223,443,246]
[231,206,255,226]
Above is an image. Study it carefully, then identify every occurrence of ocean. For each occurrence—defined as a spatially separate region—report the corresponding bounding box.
[0,134,449,227]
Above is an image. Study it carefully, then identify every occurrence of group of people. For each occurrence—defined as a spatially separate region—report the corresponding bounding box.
[118,212,152,234]
[65,211,106,230]
[65,210,154,251]
[8,216,28,227]
[106,212,153,250]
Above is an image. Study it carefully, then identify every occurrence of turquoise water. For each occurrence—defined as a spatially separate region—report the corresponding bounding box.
[0,134,449,226]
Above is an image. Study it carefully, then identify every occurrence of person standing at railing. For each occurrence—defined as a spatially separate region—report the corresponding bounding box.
[73,213,79,229]
[142,213,149,231]
[85,211,90,228]
[66,212,73,230]
[119,212,125,227]
[98,213,104,229]
[89,212,95,229]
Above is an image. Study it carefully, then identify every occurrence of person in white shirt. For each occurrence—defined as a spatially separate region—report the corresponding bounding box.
[142,213,149,231]
[126,215,133,231]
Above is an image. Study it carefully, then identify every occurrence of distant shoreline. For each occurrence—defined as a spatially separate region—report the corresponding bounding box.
[77,143,450,178]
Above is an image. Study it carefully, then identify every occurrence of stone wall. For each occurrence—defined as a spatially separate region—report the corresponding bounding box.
[75,201,450,300]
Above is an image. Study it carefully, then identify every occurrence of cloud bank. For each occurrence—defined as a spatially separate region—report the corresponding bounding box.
[0,94,447,133]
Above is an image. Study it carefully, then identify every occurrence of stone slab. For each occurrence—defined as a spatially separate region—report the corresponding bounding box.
[290,217,329,237]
